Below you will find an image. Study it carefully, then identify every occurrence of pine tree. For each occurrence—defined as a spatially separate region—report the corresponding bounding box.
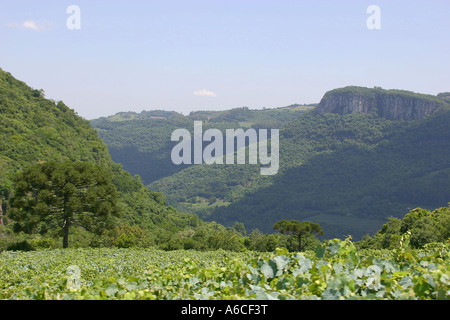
[10,161,120,248]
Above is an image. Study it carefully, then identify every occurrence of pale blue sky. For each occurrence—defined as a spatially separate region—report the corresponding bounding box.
[1,0,449,119]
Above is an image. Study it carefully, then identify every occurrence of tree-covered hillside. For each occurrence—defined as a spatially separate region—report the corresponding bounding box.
[148,87,450,240]
[210,109,450,238]
[90,105,313,184]
[0,68,202,248]
[1,69,448,254]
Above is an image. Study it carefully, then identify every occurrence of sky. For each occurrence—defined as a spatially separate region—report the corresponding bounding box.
[0,0,449,120]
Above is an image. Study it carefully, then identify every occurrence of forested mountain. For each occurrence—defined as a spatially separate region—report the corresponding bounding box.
[90,105,313,184]
[147,87,450,240]
[0,68,202,248]
[2,67,448,250]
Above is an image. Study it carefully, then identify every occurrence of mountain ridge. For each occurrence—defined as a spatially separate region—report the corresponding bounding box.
[91,104,313,184]
[317,86,445,120]
[144,86,449,239]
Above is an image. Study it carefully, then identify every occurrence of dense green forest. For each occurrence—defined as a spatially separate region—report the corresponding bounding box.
[210,108,450,238]
[0,68,249,251]
[147,88,450,240]
[89,84,450,241]
[90,105,313,184]
[1,68,449,254]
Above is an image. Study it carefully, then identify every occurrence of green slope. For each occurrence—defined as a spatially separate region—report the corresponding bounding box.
[90,105,313,184]
[211,110,450,238]
[148,87,450,240]
[0,68,200,242]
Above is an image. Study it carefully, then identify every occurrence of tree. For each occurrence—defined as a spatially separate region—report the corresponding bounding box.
[409,216,439,248]
[375,217,402,249]
[273,220,323,251]
[431,204,450,241]
[10,161,120,248]
[232,221,247,236]
[400,208,431,234]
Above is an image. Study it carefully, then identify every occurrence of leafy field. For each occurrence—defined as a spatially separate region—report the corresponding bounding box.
[0,238,448,300]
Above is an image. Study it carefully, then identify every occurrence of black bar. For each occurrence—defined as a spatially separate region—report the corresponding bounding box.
[0,300,446,319]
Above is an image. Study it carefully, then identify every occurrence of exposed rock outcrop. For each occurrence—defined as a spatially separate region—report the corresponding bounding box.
[317,86,447,121]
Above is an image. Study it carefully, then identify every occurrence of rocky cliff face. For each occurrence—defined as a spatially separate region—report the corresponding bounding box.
[317,87,446,121]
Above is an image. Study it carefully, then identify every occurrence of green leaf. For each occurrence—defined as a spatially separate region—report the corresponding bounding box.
[260,261,275,279]
[105,285,118,297]
[272,256,290,276]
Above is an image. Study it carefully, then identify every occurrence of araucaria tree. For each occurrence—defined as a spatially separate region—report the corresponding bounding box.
[10,161,120,248]
[273,220,324,251]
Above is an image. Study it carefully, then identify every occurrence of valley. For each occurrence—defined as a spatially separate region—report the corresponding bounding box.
[91,86,450,240]
[1,0,449,303]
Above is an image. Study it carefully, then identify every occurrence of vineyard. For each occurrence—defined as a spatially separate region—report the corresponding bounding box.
[0,238,448,300]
